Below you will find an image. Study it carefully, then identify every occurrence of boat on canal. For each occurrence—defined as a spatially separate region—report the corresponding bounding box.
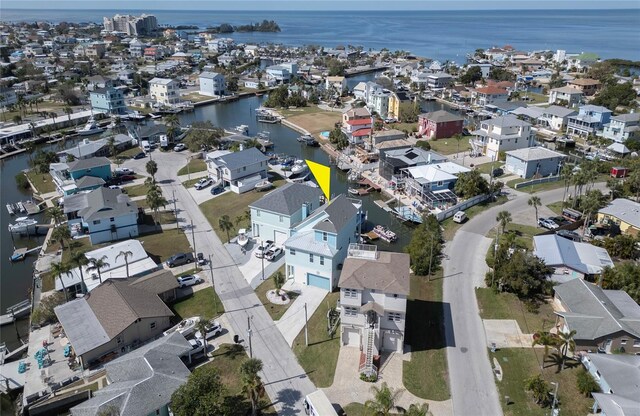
[372,225,397,243]
[8,217,38,234]
[78,117,104,136]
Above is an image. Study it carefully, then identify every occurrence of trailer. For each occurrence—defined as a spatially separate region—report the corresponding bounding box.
[303,390,338,416]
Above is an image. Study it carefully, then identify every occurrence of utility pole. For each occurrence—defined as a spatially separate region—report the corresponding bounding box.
[247,315,253,358]
[549,382,559,416]
[208,254,217,315]
[191,220,196,259]
[172,190,179,229]
[260,239,265,280]
[304,302,309,346]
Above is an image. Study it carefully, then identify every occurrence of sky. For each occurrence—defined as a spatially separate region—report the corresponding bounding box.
[2,0,639,10]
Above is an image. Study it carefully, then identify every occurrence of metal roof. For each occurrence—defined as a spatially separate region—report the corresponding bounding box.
[505,147,566,162]
[534,234,613,275]
[599,198,640,229]
[585,354,640,400]
[54,297,110,356]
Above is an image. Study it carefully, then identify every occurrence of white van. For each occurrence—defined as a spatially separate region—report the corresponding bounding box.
[303,390,338,416]
[453,210,467,224]
[141,140,151,152]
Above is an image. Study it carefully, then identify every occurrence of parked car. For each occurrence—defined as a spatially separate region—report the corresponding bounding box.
[197,252,206,266]
[264,247,283,261]
[195,320,223,340]
[167,252,195,268]
[452,210,467,224]
[114,167,133,176]
[174,143,186,152]
[492,167,504,177]
[188,339,205,355]
[176,274,203,288]
[210,185,224,195]
[556,229,582,242]
[255,240,274,258]
[194,178,213,190]
[133,152,146,160]
[538,218,559,230]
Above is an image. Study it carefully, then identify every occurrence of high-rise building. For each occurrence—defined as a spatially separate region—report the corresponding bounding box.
[103,14,158,36]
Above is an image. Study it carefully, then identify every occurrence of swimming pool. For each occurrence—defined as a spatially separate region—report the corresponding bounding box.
[320,131,330,138]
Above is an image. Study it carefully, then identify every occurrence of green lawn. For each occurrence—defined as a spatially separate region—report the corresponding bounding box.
[403,273,450,401]
[25,170,57,194]
[521,92,549,104]
[123,183,149,197]
[113,147,143,160]
[255,266,299,321]
[278,105,326,118]
[342,403,403,416]
[475,162,498,175]
[41,271,55,292]
[475,288,556,335]
[137,228,192,264]
[293,291,341,388]
[547,201,565,216]
[392,122,418,133]
[171,287,224,321]
[508,173,609,194]
[177,158,207,176]
[486,223,542,251]
[428,137,469,155]
[182,178,202,189]
[442,195,508,241]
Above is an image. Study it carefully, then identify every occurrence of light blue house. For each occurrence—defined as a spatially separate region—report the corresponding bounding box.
[566,105,613,137]
[206,148,269,194]
[68,157,113,181]
[50,157,113,195]
[249,183,324,246]
[581,353,640,416]
[284,195,363,291]
[89,86,126,115]
[403,162,470,208]
[505,147,566,179]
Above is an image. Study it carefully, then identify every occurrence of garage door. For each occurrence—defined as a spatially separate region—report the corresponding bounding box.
[307,273,331,290]
[382,332,401,352]
[274,230,288,246]
[342,328,360,347]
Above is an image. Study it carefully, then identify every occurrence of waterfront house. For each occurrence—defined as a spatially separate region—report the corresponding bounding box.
[339,245,410,367]
[205,147,269,194]
[504,147,566,178]
[471,86,509,107]
[284,194,362,291]
[537,105,578,131]
[371,129,406,148]
[374,139,413,155]
[63,186,139,245]
[417,110,464,140]
[426,72,453,89]
[548,86,583,107]
[469,116,535,160]
[597,198,640,237]
[51,156,117,196]
[403,162,470,208]
[199,71,225,97]
[149,77,181,106]
[326,76,346,92]
[552,278,640,354]
[467,63,492,78]
[70,331,191,416]
[566,105,613,137]
[67,157,112,181]
[250,182,324,246]
[387,90,412,121]
[409,71,431,88]
[64,135,133,160]
[568,78,601,96]
[369,89,391,119]
[581,353,640,416]
[89,86,127,115]
[602,112,640,143]
[265,62,297,83]
[379,147,447,181]
[353,82,367,100]
[54,279,174,369]
[128,269,180,303]
[342,107,374,145]
[533,235,614,281]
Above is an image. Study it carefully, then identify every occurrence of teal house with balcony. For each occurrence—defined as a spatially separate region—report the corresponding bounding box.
[68,157,113,181]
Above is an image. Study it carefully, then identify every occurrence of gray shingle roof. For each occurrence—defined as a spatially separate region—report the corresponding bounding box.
[598,198,640,229]
[586,354,640,400]
[75,176,106,189]
[129,270,179,295]
[67,156,111,172]
[339,251,410,295]
[250,182,323,216]
[77,187,138,222]
[542,105,577,118]
[419,110,464,123]
[506,147,566,162]
[612,112,640,123]
[313,194,357,233]
[482,115,531,128]
[216,147,269,169]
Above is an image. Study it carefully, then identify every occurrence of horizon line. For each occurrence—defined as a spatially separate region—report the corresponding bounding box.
[3,7,640,12]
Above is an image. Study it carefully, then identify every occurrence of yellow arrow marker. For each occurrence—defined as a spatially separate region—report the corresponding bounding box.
[306,160,331,200]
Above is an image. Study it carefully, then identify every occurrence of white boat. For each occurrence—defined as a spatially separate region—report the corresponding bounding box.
[235,125,249,135]
[237,229,249,247]
[163,316,201,338]
[254,180,274,192]
[149,113,162,119]
[8,217,38,234]
[6,204,15,215]
[78,117,104,136]
[291,161,308,175]
[348,188,361,195]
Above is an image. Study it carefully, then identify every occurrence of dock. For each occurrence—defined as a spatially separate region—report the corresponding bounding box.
[0,300,32,326]
[374,199,394,213]
[10,245,43,262]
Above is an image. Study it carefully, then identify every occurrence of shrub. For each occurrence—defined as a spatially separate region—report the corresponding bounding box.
[576,369,600,396]
[15,173,30,189]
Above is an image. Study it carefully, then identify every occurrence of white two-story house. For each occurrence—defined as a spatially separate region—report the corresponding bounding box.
[602,112,640,143]
[149,77,180,106]
[205,148,269,194]
[339,245,410,377]
[284,195,362,291]
[470,115,535,160]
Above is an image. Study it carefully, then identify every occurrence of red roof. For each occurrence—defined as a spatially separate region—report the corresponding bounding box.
[352,128,372,137]
[475,86,508,95]
[345,118,372,126]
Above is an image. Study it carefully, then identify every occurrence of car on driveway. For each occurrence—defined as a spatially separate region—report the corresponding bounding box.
[114,167,133,176]
[133,152,146,160]
[195,320,223,340]
[255,240,274,258]
[167,252,194,268]
[194,178,213,190]
[556,229,582,242]
[176,274,203,288]
[188,339,205,355]
[538,218,559,230]
[264,246,283,261]
[174,143,186,152]
[492,167,504,177]
[210,185,224,195]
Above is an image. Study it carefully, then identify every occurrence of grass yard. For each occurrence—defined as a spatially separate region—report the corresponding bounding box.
[547,201,565,215]
[475,288,556,335]
[403,273,450,401]
[293,291,341,388]
[182,178,202,188]
[255,266,300,321]
[427,137,470,155]
[278,105,327,118]
[508,174,609,194]
[342,403,404,416]
[114,147,143,160]
[475,162,498,175]
[123,183,149,197]
[41,271,55,292]
[177,158,207,176]
[171,287,224,321]
[25,170,57,194]
[486,222,543,251]
[137,228,192,264]
[286,111,342,134]
[492,348,594,416]
[392,122,418,133]
[442,195,508,241]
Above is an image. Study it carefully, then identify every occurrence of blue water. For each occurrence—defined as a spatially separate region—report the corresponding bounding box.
[2,9,639,62]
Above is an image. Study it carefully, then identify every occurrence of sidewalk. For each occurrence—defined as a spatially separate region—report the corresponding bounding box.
[275,281,327,346]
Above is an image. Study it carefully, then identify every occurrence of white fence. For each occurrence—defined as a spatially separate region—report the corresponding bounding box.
[435,193,491,222]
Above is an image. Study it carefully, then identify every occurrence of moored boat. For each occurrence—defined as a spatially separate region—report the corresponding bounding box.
[78,117,104,136]
[372,225,397,243]
[8,217,38,234]
[255,180,274,192]
[291,161,308,175]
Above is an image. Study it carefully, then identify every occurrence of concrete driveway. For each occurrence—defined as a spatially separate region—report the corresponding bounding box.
[483,320,534,349]
[275,281,327,346]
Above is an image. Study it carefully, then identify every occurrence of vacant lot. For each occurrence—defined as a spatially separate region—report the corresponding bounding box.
[287,111,341,134]
[171,287,223,321]
[177,158,207,176]
[476,288,556,335]
[25,170,57,194]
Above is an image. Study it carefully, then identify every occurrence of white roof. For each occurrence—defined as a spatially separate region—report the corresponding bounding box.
[599,198,640,229]
[533,234,614,275]
[199,71,223,79]
[406,162,470,183]
[505,147,566,162]
[149,77,175,85]
[607,142,631,154]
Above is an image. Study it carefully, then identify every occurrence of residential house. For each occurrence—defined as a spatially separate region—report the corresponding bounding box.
[353,82,367,100]
[205,148,269,194]
[417,110,464,140]
[90,86,126,115]
[67,157,112,181]
[568,78,601,96]
[537,105,578,131]
[403,162,470,208]
[471,86,509,107]
[85,42,106,59]
[533,234,614,281]
[371,129,406,148]
[374,139,413,155]
[467,63,492,78]
[0,87,17,108]
[602,112,640,143]
[63,186,139,245]
[144,46,163,60]
[54,279,174,369]
[369,89,391,119]
[339,245,410,369]
[387,91,412,121]
[342,107,373,145]
[149,77,181,106]
[505,147,566,178]
[64,134,132,160]
[566,105,613,137]
[581,353,640,416]
[410,72,431,88]
[553,278,640,354]
[265,62,297,83]
[129,269,180,303]
[549,86,583,107]
[378,147,447,181]
[128,38,145,57]
[70,332,191,416]
[597,198,640,237]
[426,72,453,89]
[284,195,362,290]
[250,182,324,246]
[326,76,346,92]
[510,106,545,124]
[199,71,225,97]
[470,116,535,160]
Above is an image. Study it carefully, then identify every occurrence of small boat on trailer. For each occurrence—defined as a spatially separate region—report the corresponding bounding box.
[255,180,274,192]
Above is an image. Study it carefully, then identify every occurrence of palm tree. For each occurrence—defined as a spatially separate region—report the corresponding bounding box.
[240,358,265,416]
[51,225,71,250]
[218,215,234,243]
[145,160,158,182]
[532,331,558,359]
[69,251,89,294]
[453,133,464,154]
[63,105,73,122]
[405,403,432,416]
[147,186,168,227]
[524,374,551,406]
[165,114,180,142]
[195,319,209,342]
[272,271,285,296]
[46,206,65,225]
[107,136,116,157]
[496,210,512,234]
[528,196,541,224]
[364,382,404,416]
[116,250,134,278]
[558,329,576,370]
[580,190,607,237]
[50,261,71,302]
[87,255,110,284]
[560,163,573,202]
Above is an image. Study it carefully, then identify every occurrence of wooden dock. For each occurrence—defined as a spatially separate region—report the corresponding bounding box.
[0,300,32,326]
[23,200,42,215]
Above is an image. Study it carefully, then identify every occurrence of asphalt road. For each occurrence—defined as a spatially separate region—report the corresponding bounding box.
[442,183,607,416]
[122,151,316,415]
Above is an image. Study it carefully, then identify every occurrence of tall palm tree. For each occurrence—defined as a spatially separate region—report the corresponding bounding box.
[50,261,71,302]
[558,329,577,370]
[165,114,180,142]
[532,331,558,359]
[87,255,110,284]
[63,105,73,122]
[218,215,234,243]
[560,163,573,202]
[364,382,404,416]
[496,210,512,235]
[51,225,71,249]
[46,206,65,225]
[528,196,541,223]
[69,251,89,294]
[147,186,168,227]
[240,358,265,416]
[145,160,158,183]
[116,250,134,278]
[581,190,607,237]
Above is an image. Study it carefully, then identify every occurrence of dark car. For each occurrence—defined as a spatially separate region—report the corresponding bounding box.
[166,252,195,268]
[133,152,146,160]
[210,186,224,195]
[556,229,582,242]
[492,168,504,177]
[118,174,136,182]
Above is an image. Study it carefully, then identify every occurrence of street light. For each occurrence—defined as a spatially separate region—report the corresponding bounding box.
[260,239,265,280]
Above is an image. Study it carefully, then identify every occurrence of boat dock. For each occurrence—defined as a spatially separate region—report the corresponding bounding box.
[23,200,42,215]
[10,246,43,262]
[0,300,32,326]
